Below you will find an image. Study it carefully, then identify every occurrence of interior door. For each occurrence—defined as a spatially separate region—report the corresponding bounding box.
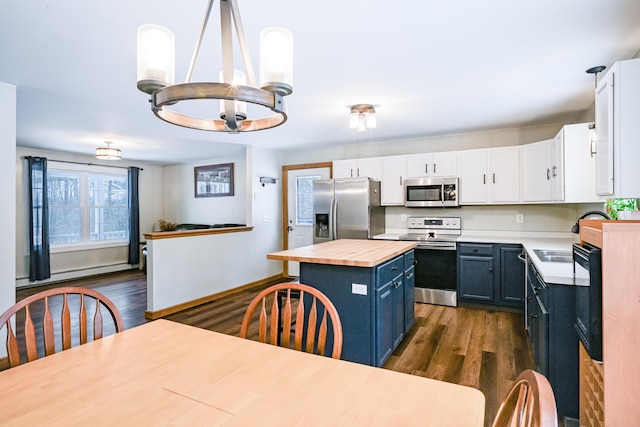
[286,167,330,277]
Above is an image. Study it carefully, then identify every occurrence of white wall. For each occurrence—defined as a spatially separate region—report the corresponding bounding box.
[385,203,605,233]
[1,82,16,357]
[247,145,285,278]
[147,146,284,312]
[282,123,566,165]
[15,147,164,286]
[162,153,247,226]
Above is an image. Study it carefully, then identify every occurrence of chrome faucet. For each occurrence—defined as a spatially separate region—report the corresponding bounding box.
[571,211,611,233]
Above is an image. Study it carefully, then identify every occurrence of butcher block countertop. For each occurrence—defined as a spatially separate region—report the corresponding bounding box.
[267,239,418,267]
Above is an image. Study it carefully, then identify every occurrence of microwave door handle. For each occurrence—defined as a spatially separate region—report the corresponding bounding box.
[441,184,445,202]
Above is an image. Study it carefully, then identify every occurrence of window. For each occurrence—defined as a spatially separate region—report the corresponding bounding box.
[48,164,128,247]
[295,175,322,225]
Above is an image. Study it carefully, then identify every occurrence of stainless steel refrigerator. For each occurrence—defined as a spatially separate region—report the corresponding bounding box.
[313,177,385,243]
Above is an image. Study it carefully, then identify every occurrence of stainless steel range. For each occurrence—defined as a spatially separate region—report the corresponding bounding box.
[399,216,461,307]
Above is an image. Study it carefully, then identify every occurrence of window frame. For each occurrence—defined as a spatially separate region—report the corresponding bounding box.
[47,162,129,253]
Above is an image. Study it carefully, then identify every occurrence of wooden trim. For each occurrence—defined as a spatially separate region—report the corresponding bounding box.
[579,219,640,248]
[281,162,332,276]
[144,273,285,319]
[144,226,253,240]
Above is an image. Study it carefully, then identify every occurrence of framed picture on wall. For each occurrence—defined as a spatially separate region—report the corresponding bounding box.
[194,163,234,197]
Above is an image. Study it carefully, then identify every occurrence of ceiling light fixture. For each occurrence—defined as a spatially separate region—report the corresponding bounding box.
[95,141,122,160]
[136,0,293,133]
[349,104,376,132]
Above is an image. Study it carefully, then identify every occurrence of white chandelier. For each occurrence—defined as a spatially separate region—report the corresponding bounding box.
[95,141,122,160]
[136,0,293,133]
[349,104,376,132]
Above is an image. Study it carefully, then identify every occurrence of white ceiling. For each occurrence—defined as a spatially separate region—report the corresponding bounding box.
[2,0,640,164]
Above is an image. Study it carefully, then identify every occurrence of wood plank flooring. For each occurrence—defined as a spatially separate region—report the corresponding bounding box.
[8,269,535,426]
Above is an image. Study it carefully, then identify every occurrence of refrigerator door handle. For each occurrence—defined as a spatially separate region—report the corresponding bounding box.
[332,198,338,240]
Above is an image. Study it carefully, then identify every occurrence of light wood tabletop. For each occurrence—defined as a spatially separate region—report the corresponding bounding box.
[267,239,418,267]
[0,319,485,426]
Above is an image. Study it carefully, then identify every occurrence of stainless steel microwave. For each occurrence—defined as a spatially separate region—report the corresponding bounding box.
[404,177,459,207]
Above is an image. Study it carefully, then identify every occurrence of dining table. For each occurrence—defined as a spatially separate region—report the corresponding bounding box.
[0,319,485,426]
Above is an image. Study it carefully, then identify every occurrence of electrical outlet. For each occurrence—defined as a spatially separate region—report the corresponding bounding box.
[351,283,367,295]
[516,214,524,223]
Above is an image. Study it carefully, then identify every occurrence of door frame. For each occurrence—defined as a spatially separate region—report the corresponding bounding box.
[281,162,333,277]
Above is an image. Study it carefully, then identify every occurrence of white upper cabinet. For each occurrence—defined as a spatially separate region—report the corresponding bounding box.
[459,150,488,204]
[561,123,598,203]
[380,155,406,206]
[491,147,521,203]
[333,158,382,180]
[522,139,555,202]
[595,58,640,198]
[459,147,520,204]
[406,152,458,178]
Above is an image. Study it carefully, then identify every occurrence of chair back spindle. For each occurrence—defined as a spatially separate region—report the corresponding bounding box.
[0,287,124,368]
[240,283,342,359]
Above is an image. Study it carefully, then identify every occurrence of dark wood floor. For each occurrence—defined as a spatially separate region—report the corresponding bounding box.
[10,269,535,426]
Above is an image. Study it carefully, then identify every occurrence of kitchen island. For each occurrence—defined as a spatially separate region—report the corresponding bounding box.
[268,239,417,367]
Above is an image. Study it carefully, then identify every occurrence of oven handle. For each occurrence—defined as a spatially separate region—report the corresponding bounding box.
[415,243,457,251]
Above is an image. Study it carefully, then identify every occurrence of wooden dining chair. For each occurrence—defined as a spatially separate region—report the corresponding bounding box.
[0,287,124,368]
[492,369,558,427]
[239,282,343,359]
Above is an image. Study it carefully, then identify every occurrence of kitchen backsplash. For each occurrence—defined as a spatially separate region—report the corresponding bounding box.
[385,203,604,232]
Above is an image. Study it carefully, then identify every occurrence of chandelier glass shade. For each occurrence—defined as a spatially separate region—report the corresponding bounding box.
[350,104,377,132]
[136,0,293,133]
[96,142,122,160]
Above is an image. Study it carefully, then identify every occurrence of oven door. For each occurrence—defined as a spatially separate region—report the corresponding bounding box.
[413,243,457,306]
[573,243,602,361]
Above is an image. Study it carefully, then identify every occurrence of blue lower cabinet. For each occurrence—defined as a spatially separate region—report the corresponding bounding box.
[457,243,524,308]
[404,265,415,332]
[299,249,415,367]
[375,280,394,366]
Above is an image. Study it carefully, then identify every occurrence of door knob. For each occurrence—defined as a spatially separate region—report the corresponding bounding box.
[287,226,294,231]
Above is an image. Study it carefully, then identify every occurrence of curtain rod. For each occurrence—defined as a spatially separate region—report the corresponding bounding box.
[24,156,143,171]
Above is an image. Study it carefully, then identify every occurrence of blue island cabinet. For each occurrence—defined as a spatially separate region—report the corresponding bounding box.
[299,249,415,367]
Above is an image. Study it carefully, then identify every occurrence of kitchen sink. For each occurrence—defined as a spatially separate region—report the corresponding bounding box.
[532,249,573,263]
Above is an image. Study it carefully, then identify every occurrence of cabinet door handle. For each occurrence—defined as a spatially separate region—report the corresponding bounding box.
[552,165,558,177]
[434,163,437,174]
[546,168,550,180]
[489,267,493,273]
[590,139,597,158]
[492,173,496,184]
[350,168,353,177]
[483,174,486,184]
[399,176,403,186]
[357,168,360,177]
[391,266,398,271]
[425,164,429,174]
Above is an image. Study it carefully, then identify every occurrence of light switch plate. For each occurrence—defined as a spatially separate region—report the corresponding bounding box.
[351,283,367,295]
